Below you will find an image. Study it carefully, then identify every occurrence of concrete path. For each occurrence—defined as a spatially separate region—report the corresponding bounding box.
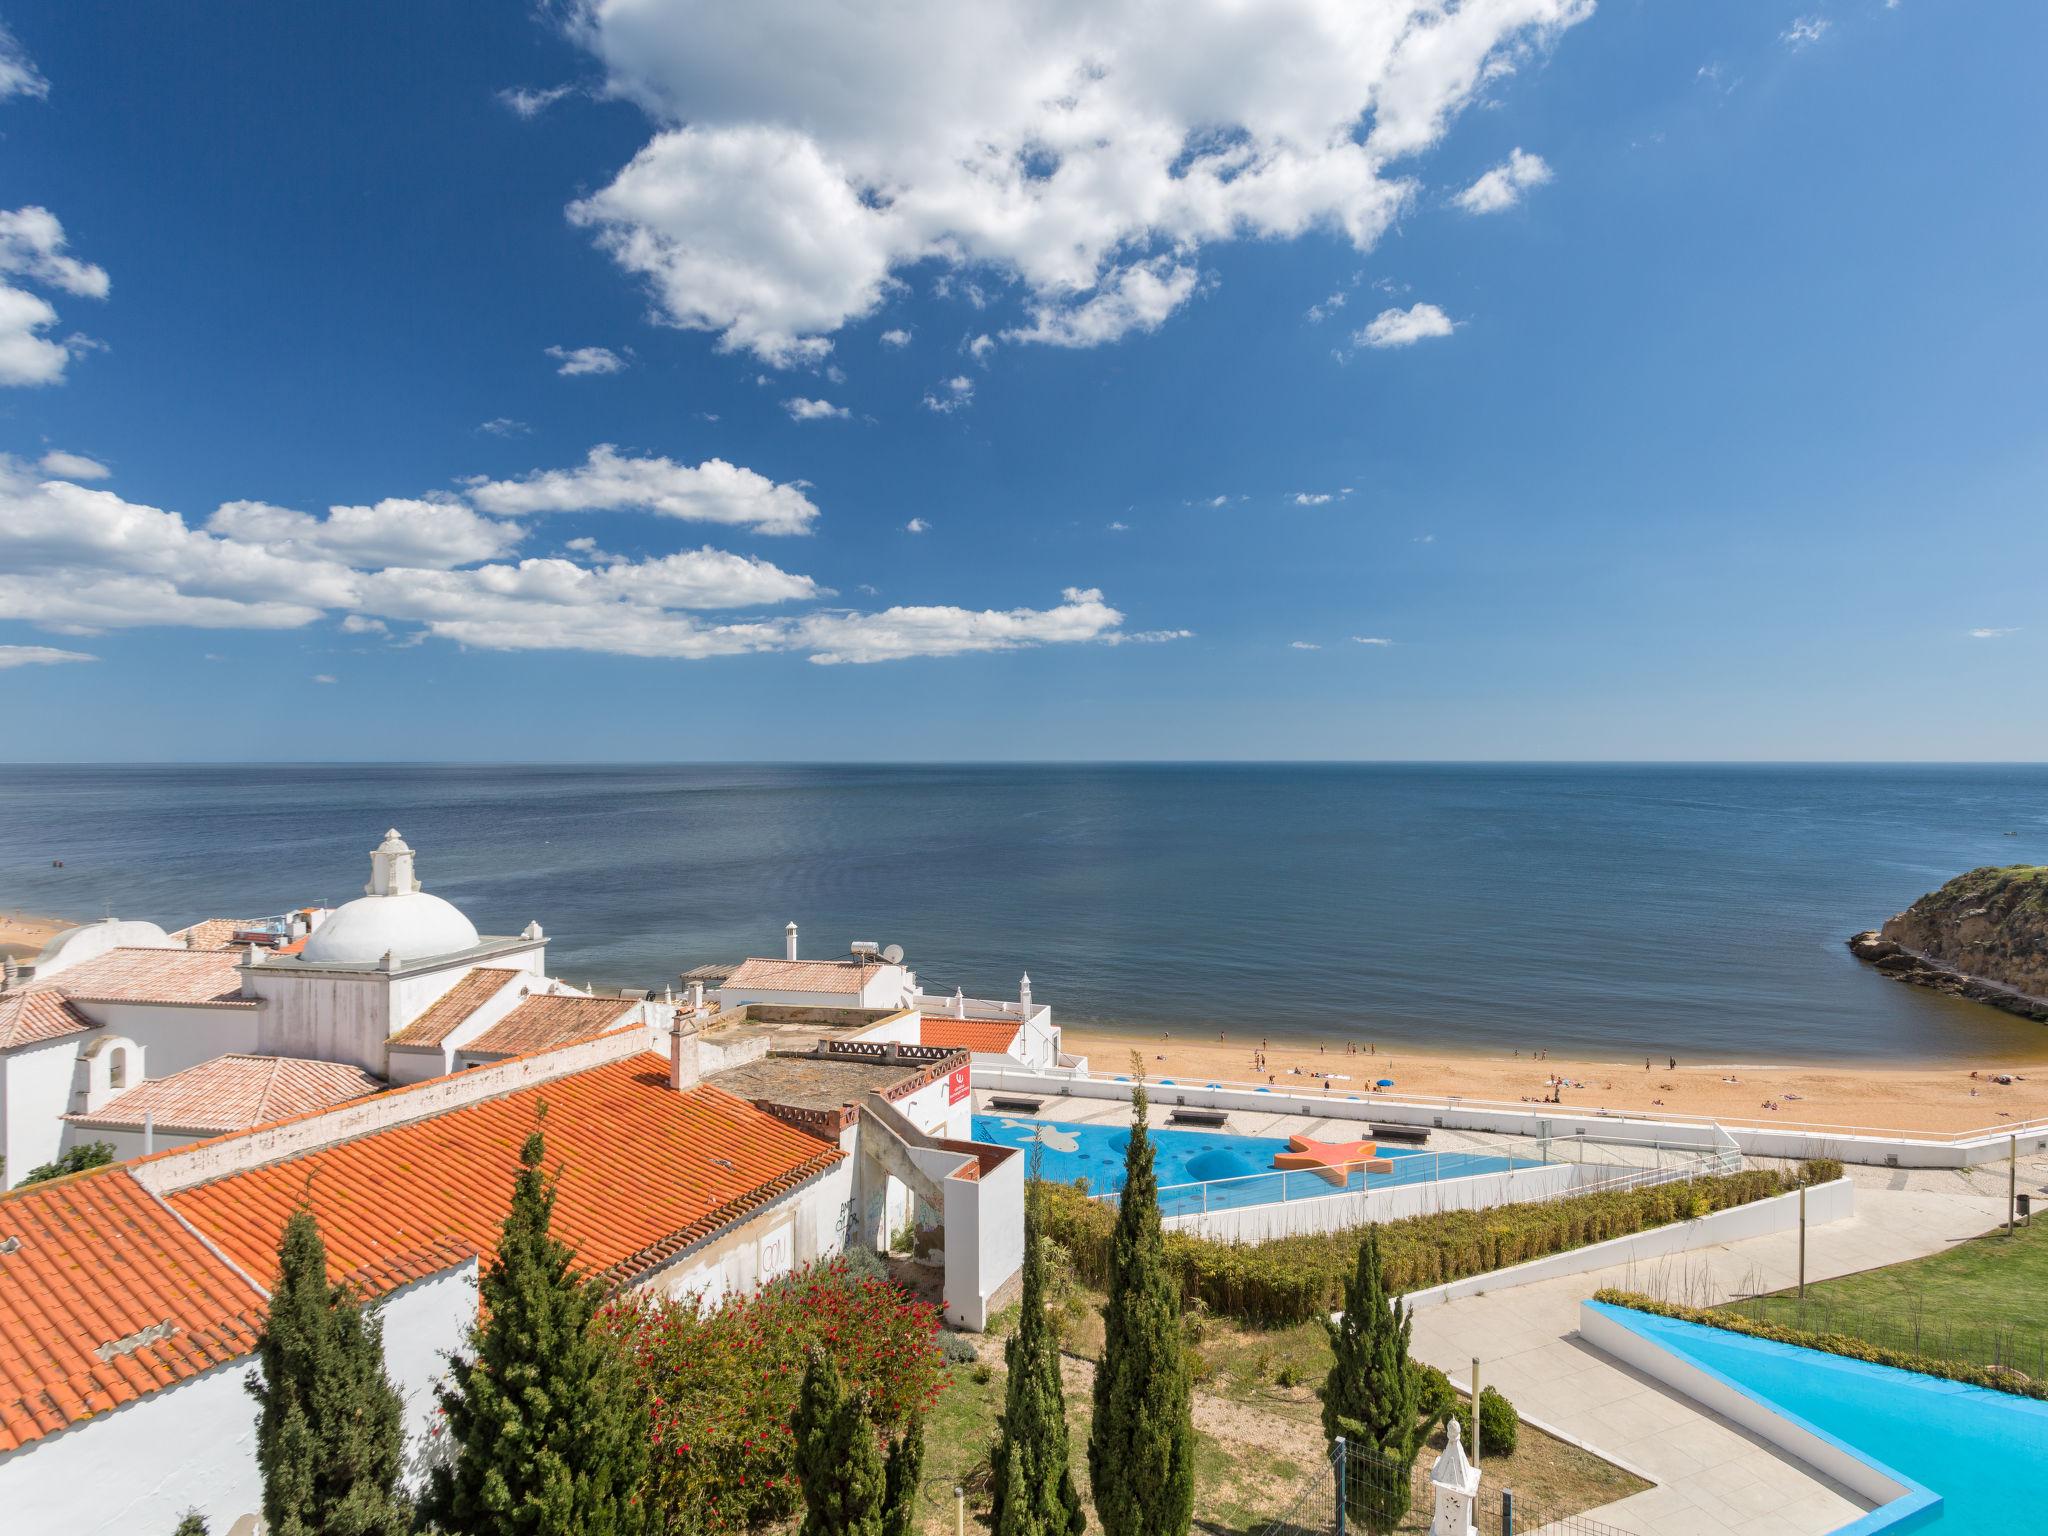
[1407,1180,2010,1536]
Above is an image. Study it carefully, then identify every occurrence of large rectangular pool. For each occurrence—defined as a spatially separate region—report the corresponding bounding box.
[971,1113,1537,1215]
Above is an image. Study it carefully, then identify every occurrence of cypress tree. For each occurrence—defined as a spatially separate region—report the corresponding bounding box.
[1087,1076,1194,1536]
[990,1179,1084,1536]
[247,1207,410,1536]
[793,1346,886,1536]
[1321,1226,1421,1534]
[879,1407,926,1536]
[172,1511,209,1536]
[423,1120,647,1536]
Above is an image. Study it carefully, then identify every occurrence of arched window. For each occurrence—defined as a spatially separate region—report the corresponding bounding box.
[108,1047,128,1091]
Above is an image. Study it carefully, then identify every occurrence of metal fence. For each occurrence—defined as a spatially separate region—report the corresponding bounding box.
[1201,1439,1640,1536]
[1721,1290,2048,1384]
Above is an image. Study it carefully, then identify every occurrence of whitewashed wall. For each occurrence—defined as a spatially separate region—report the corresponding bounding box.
[941,1149,1025,1330]
[651,1156,855,1310]
[79,1000,261,1075]
[0,1035,80,1188]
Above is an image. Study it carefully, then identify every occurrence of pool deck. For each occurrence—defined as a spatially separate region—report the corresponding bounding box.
[1407,1164,2027,1535]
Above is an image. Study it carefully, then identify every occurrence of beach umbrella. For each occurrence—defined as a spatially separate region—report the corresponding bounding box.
[1377,1078,1395,1088]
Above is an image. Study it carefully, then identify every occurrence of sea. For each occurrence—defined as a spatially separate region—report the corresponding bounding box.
[3,763,2045,1064]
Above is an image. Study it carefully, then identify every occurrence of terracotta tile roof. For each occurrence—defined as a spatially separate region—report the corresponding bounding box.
[920,1018,1023,1053]
[56,948,253,1008]
[723,956,886,994]
[169,1054,845,1296]
[388,966,525,1048]
[66,1055,386,1136]
[0,988,97,1051]
[460,994,637,1059]
[165,918,261,952]
[0,1167,265,1453]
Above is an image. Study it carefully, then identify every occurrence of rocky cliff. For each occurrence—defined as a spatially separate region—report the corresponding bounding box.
[1849,865,2048,1023]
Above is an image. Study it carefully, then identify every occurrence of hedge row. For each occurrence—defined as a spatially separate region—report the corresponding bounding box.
[1590,1289,2048,1401]
[1039,1161,1842,1326]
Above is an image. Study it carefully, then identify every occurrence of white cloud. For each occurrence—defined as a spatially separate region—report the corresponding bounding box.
[479,417,531,437]
[340,614,388,634]
[38,449,110,479]
[208,498,525,568]
[0,207,109,386]
[1453,147,1552,213]
[499,84,576,118]
[1107,520,1129,531]
[798,586,1124,664]
[905,517,929,533]
[1969,627,2018,639]
[0,644,93,669]
[879,328,912,348]
[1101,627,1194,646]
[966,333,995,363]
[1352,635,1394,646]
[922,375,975,413]
[1782,16,1830,48]
[1293,492,1333,506]
[563,0,1594,362]
[782,395,849,420]
[1291,640,1321,650]
[465,444,819,534]
[1306,291,1346,323]
[312,673,339,684]
[1357,302,1454,348]
[545,344,627,376]
[0,24,47,102]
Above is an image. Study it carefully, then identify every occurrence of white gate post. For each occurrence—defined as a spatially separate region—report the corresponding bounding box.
[1430,1416,1481,1536]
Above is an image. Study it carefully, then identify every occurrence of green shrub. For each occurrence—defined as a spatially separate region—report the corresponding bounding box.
[1411,1364,1457,1427]
[1592,1290,2048,1402]
[1452,1387,1518,1458]
[937,1330,980,1365]
[1038,1168,1807,1326]
[1795,1158,1844,1187]
[23,1141,114,1185]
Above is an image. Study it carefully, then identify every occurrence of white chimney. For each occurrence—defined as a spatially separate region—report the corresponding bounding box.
[785,921,799,961]
[668,1017,699,1093]
[1020,973,1032,1012]
[691,980,706,1016]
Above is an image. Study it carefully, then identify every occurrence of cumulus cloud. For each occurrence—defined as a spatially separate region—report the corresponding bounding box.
[905,517,929,533]
[545,343,627,376]
[0,24,47,102]
[879,328,912,347]
[563,0,1595,362]
[922,375,974,413]
[39,449,110,479]
[479,417,530,437]
[1781,16,1830,48]
[0,452,1164,665]
[0,643,94,669]
[1453,147,1552,213]
[782,395,849,420]
[0,207,109,386]
[464,444,820,534]
[1293,492,1334,506]
[499,83,576,118]
[207,498,525,569]
[1357,302,1454,348]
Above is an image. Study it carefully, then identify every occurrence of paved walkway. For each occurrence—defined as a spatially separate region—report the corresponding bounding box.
[1407,1178,2013,1536]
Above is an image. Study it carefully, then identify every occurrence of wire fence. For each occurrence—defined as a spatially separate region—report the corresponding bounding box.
[1721,1290,2048,1384]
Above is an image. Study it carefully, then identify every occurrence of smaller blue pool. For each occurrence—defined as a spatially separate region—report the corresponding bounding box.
[972,1114,1535,1215]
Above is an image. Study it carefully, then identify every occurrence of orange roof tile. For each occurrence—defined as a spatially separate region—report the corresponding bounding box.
[723,956,886,994]
[388,966,524,1047]
[458,993,635,1059]
[0,1168,265,1453]
[920,1018,1022,1053]
[66,1055,386,1136]
[165,918,262,952]
[0,988,97,1050]
[169,1054,845,1296]
[56,948,253,1008]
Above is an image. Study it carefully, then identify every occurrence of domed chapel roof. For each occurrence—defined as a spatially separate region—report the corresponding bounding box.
[299,829,481,965]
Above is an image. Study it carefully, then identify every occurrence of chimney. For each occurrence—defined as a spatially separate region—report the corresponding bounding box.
[1020,973,1032,1012]
[785,921,799,961]
[668,1016,700,1092]
[691,980,705,1016]
[1,955,17,993]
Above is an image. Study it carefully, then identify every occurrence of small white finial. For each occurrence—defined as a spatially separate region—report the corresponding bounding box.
[785,921,799,961]
[366,828,420,897]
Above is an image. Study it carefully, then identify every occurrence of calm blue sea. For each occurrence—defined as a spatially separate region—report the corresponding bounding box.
[3,764,2045,1063]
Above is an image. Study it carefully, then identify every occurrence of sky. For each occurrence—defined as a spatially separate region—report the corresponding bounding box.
[0,1,2042,762]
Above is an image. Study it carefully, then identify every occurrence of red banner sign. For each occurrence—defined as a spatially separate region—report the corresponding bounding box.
[948,1065,971,1104]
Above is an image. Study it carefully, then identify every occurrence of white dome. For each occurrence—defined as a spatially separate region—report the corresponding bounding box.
[300,890,481,965]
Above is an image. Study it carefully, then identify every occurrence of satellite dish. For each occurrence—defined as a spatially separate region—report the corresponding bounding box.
[882,944,905,965]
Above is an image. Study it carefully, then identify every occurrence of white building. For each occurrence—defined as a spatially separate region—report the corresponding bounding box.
[713,923,919,1014]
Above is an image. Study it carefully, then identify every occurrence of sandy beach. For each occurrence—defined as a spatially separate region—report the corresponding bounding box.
[1062,1023,2048,1137]
[0,910,70,961]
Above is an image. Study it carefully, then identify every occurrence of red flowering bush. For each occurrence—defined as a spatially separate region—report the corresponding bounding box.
[604,1257,949,1533]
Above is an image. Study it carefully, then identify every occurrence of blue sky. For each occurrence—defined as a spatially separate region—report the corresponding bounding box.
[0,1,2041,761]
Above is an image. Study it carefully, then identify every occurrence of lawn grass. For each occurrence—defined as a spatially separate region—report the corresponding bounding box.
[1735,1214,2048,1378]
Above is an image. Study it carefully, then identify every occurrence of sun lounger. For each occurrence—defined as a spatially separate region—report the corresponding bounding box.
[1368,1122,1429,1144]
[1167,1107,1230,1128]
[989,1095,1043,1113]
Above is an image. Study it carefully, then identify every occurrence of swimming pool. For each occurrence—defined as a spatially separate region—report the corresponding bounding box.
[1588,1300,2048,1531]
[971,1114,1536,1215]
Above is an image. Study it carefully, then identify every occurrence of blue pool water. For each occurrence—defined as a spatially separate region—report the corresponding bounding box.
[971,1114,1535,1215]
[1591,1302,2048,1532]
